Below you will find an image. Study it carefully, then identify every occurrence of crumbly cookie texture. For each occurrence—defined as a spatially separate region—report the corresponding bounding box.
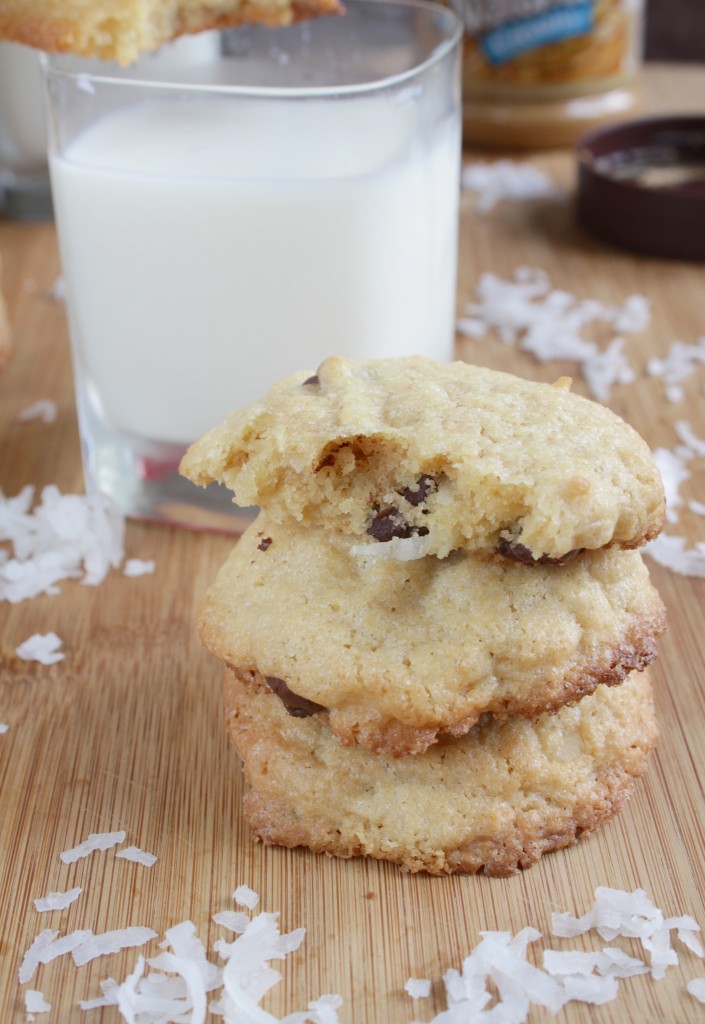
[0,0,340,65]
[224,668,658,877]
[180,356,665,562]
[201,515,666,756]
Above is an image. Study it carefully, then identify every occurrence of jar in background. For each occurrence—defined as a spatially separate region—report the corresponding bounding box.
[452,0,645,148]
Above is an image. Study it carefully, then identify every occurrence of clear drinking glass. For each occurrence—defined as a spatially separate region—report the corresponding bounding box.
[41,1,462,531]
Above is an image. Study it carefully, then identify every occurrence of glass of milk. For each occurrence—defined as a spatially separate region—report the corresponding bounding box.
[41,1,463,531]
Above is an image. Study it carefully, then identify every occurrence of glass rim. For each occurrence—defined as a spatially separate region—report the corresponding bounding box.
[39,0,462,100]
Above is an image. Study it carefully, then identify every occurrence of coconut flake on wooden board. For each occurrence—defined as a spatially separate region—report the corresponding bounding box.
[72,927,159,967]
[80,906,343,1024]
[410,888,703,1024]
[17,883,703,1022]
[461,161,565,213]
[405,978,432,999]
[34,887,82,913]
[1,484,155,603]
[689,978,705,1003]
[60,831,127,864]
[123,559,156,577]
[115,845,157,867]
[24,988,51,1020]
[644,421,705,577]
[15,632,65,666]
[232,884,260,910]
[0,485,125,603]
[647,336,705,402]
[17,400,58,425]
[457,266,648,402]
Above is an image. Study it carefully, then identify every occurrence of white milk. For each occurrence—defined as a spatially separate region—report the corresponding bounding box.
[50,95,459,445]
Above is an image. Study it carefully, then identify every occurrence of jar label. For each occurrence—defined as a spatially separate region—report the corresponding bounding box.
[481,2,594,64]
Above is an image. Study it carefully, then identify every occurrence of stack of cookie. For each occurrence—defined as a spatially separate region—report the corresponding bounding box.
[181,356,666,876]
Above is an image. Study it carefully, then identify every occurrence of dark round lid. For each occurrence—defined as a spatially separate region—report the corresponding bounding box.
[576,115,705,261]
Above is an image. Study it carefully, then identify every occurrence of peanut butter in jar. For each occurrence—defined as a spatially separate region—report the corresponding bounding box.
[453,0,645,148]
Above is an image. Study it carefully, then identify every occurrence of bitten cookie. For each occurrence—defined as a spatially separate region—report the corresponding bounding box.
[201,514,666,756]
[224,668,658,877]
[0,0,341,66]
[180,356,665,562]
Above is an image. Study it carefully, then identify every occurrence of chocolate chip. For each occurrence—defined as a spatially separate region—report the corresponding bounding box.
[257,537,272,551]
[497,538,584,565]
[302,374,319,386]
[367,506,430,543]
[401,474,438,507]
[265,676,326,718]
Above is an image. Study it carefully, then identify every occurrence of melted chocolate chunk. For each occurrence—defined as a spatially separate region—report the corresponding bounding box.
[257,537,272,551]
[401,474,438,507]
[366,507,430,543]
[302,374,320,387]
[497,538,584,566]
[265,676,326,718]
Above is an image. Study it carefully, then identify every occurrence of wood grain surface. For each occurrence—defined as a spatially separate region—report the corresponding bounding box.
[1,64,705,1024]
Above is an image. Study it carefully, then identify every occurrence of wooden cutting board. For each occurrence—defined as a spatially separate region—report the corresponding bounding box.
[1,63,705,1024]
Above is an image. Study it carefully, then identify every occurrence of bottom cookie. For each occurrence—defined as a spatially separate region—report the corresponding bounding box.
[224,668,658,877]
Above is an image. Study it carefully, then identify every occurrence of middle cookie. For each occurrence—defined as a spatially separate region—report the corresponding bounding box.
[200,516,666,757]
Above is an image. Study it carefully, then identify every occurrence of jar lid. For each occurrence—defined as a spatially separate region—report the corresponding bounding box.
[576,115,705,261]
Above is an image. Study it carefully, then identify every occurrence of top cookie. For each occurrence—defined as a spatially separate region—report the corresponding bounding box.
[181,356,665,561]
[0,0,341,66]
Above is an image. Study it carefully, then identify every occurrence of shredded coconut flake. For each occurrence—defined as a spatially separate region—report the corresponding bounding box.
[461,160,565,212]
[0,723,8,733]
[0,485,125,603]
[457,267,647,403]
[675,420,705,458]
[405,978,432,999]
[123,559,156,578]
[651,446,692,524]
[85,913,342,1024]
[19,928,94,982]
[688,978,705,1003]
[213,911,251,934]
[102,921,220,1021]
[232,885,260,910]
[644,534,705,579]
[416,888,703,1023]
[115,846,157,867]
[551,887,703,981]
[16,632,64,666]
[79,978,120,1010]
[60,830,127,863]
[17,400,58,425]
[18,930,59,984]
[211,912,310,1021]
[34,886,82,912]
[350,534,433,563]
[25,989,51,1016]
[647,336,705,402]
[581,337,636,404]
[72,927,158,966]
